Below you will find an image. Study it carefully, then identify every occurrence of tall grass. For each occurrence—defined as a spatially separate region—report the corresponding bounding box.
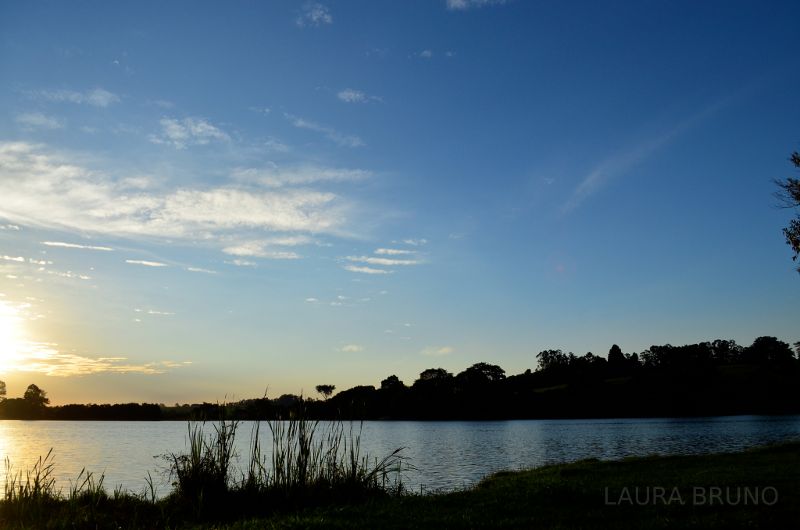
[3,449,57,520]
[166,403,407,516]
[1,449,163,528]
[0,403,406,526]
[167,418,238,516]
[262,414,406,502]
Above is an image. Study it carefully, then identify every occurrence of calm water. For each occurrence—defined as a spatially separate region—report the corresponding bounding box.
[1,415,799,496]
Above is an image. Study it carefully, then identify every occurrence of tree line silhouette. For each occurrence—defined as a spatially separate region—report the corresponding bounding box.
[1,336,798,421]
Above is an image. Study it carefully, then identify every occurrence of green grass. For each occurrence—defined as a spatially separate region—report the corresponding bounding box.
[207,442,800,530]
[1,429,798,529]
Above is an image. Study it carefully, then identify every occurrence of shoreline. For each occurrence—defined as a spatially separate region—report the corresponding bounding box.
[1,440,798,528]
[3,411,800,422]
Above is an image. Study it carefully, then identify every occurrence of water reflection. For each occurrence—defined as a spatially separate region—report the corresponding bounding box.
[0,415,798,496]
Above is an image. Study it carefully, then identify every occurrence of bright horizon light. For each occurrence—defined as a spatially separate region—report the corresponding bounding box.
[0,299,47,375]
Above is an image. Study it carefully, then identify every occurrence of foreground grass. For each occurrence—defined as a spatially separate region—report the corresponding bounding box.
[2,441,798,529]
[0,417,405,529]
[211,442,800,530]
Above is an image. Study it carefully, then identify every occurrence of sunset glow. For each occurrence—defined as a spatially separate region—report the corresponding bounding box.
[0,1,797,405]
[0,300,26,373]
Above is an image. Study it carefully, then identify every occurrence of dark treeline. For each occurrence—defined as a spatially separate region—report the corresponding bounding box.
[1,336,798,421]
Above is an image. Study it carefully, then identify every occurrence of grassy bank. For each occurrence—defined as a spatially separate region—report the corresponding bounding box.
[1,430,798,529]
[214,441,800,530]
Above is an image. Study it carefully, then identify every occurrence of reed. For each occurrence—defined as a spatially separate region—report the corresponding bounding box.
[0,400,406,526]
[161,399,406,517]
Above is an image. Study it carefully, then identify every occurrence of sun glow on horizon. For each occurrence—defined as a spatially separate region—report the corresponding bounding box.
[0,299,37,373]
[0,298,193,378]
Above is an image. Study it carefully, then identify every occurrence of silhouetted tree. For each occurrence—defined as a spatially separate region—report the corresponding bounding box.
[315,384,335,400]
[457,362,506,385]
[536,349,569,371]
[416,368,453,383]
[23,384,49,407]
[775,151,800,271]
[608,344,625,366]
[743,336,795,365]
[0,380,6,401]
[711,339,743,363]
[380,375,405,391]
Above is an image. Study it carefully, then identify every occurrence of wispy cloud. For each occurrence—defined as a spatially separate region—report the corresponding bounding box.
[446,0,506,10]
[42,241,114,251]
[420,346,454,356]
[16,113,64,131]
[125,259,168,267]
[562,99,732,213]
[337,89,366,103]
[149,117,230,149]
[339,344,364,352]
[134,308,174,316]
[10,349,186,376]
[346,255,420,266]
[150,99,174,109]
[263,137,290,153]
[418,50,433,59]
[337,88,381,104]
[226,259,256,267]
[343,265,392,275]
[2,255,54,267]
[0,143,350,255]
[186,267,217,274]
[285,113,364,148]
[401,238,428,246]
[29,88,120,107]
[0,224,20,230]
[375,248,415,255]
[296,2,333,27]
[233,165,370,188]
[222,235,313,259]
[223,245,301,260]
[43,269,91,281]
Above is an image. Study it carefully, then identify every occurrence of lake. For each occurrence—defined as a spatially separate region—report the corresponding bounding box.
[1,415,799,496]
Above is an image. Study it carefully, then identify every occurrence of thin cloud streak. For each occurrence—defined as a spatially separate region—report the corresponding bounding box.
[42,241,114,251]
[27,88,120,107]
[375,248,415,255]
[16,113,64,130]
[285,113,364,148]
[562,97,737,214]
[125,259,168,267]
[343,265,392,275]
[446,0,506,10]
[232,165,370,188]
[186,267,217,274]
[346,255,420,266]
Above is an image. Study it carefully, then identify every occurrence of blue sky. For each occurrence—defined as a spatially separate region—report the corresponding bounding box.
[0,0,798,404]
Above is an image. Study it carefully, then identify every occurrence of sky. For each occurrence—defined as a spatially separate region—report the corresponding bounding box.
[0,0,799,405]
